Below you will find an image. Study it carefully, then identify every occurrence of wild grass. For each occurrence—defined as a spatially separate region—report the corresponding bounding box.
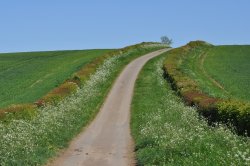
[0,43,166,165]
[0,49,111,108]
[131,55,250,165]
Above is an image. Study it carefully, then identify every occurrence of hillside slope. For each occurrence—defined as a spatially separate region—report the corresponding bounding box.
[203,45,250,101]
[0,49,111,108]
[181,44,250,101]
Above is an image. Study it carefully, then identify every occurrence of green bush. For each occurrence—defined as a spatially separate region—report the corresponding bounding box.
[217,100,250,133]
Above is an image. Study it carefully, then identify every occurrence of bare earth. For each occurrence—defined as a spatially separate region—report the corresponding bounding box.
[49,48,169,166]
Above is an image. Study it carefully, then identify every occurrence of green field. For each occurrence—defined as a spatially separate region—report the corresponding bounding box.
[181,45,250,101]
[131,55,250,165]
[0,49,111,108]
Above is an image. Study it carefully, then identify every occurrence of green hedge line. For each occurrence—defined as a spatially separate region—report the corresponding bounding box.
[163,41,250,136]
[0,42,166,121]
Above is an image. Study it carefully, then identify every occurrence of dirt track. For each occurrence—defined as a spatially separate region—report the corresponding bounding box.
[49,48,169,166]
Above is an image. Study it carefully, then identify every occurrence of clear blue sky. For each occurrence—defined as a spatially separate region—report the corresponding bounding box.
[0,0,249,52]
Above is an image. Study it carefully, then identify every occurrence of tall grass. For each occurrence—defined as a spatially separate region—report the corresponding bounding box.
[131,55,250,165]
[0,44,166,165]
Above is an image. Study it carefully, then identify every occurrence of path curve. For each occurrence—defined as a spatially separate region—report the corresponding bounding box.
[49,48,169,166]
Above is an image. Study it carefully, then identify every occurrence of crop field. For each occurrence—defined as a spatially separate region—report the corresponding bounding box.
[181,45,250,101]
[0,49,111,108]
[203,45,250,101]
[131,55,250,165]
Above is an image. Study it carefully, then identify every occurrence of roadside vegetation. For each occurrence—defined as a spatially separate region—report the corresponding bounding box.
[131,55,250,165]
[162,41,250,135]
[0,43,166,165]
[0,49,111,108]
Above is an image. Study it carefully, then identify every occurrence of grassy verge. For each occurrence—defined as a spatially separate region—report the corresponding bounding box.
[131,54,250,165]
[0,43,166,165]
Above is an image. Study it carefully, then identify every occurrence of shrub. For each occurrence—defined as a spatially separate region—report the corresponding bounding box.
[217,100,250,134]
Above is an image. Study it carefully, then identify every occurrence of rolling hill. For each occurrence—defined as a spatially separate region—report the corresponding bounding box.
[0,49,111,108]
[181,44,250,101]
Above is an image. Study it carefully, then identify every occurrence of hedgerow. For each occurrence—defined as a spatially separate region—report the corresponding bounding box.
[163,41,250,135]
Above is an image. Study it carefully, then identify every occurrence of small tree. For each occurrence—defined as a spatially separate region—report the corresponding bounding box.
[161,36,173,46]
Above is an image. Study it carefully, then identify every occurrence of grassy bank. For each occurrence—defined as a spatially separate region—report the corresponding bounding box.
[131,54,250,165]
[0,49,111,108]
[0,43,166,165]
